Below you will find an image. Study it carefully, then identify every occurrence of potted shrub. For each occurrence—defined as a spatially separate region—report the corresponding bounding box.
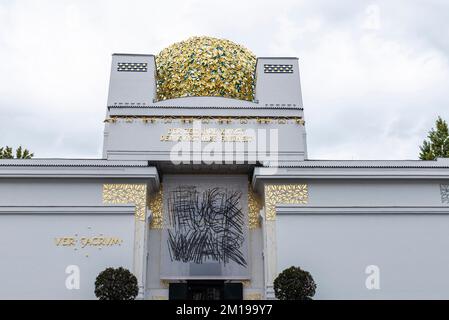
[274,266,316,300]
[94,267,138,300]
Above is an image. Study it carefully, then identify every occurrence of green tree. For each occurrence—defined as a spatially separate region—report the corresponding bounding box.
[0,146,34,159]
[95,267,138,300]
[274,266,316,300]
[419,116,449,160]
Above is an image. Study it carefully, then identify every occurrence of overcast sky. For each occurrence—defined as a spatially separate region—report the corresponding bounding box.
[0,0,448,159]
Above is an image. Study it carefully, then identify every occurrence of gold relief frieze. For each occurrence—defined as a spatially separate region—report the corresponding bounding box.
[104,116,304,125]
[148,185,164,229]
[264,184,308,221]
[242,280,251,288]
[248,184,262,229]
[244,293,262,300]
[296,118,305,125]
[103,184,147,221]
[160,279,170,288]
[256,117,272,124]
[218,117,233,124]
[181,117,194,124]
[142,117,157,124]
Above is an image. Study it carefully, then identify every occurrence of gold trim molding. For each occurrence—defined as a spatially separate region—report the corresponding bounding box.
[160,279,170,289]
[244,293,262,300]
[264,184,308,220]
[104,116,304,125]
[148,185,163,229]
[248,184,262,229]
[103,184,147,221]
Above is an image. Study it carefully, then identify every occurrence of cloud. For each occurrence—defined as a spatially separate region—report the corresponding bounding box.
[0,0,448,159]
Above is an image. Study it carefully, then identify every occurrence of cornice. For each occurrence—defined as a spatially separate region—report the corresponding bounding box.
[0,205,135,215]
[252,166,449,188]
[276,205,449,215]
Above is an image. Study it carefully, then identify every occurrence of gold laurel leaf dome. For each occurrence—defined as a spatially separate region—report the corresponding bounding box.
[156,36,257,101]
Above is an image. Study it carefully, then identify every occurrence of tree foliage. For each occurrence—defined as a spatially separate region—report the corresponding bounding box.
[94,267,138,300]
[273,266,316,300]
[0,146,34,159]
[419,116,449,160]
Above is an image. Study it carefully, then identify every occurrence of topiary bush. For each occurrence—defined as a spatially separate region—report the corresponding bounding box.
[274,266,316,300]
[94,267,138,300]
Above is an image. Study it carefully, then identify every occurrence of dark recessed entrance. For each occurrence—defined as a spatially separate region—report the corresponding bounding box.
[169,281,243,300]
[188,280,223,300]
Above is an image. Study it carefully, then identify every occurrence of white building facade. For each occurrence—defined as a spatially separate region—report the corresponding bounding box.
[1,37,449,299]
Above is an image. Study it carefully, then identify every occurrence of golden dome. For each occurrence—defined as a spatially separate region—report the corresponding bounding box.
[156,36,256,101]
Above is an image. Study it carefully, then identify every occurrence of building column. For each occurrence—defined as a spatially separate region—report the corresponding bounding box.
[102,183,148,299]
[134,216,148,299]
[263,217,277,299]
[262,183,309,299]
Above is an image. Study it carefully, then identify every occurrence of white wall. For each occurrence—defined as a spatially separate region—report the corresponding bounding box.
[0,213,134,299]
[277,214,449,299]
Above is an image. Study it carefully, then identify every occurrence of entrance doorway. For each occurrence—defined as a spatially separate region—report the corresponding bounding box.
[188,280,223,300]
[169,281,243,300]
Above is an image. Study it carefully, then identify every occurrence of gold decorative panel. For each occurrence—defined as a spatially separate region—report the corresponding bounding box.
[160,279,170,289]
[248,184,262,229]
[264,184,308,220]
[244,293,262,300]
[103,184,147,221]
[242,280,251,288]
[148,185,163,229]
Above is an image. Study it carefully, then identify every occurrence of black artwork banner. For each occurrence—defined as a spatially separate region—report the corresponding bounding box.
[161,178,250,279]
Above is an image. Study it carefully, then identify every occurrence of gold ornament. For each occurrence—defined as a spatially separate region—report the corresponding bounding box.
[248,184,262,229]
[148,185,163,229]
[264,184,308,220]
[105,116,303,124]
[156,36,256,101]
[244,293,262,300]
[103,184,147,221]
